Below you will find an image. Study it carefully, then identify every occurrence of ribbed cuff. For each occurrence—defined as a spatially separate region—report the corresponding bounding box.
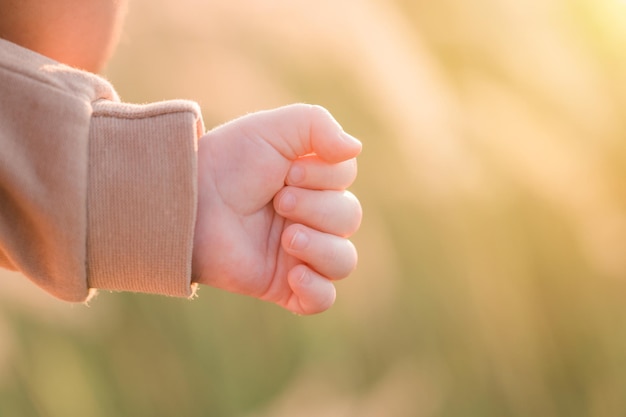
[86,99,204,297]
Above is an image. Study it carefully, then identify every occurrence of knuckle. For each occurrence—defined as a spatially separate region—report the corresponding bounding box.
[343,191,363,235]
[325,242,341,266]
[326,239,358,279]
[308,104,331,120]
[345,240,359,273]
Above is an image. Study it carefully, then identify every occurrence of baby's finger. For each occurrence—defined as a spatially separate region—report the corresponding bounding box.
[287,155,357,191]
[285,265,337,315]
[275,187,362,237]
[282,224,358,280]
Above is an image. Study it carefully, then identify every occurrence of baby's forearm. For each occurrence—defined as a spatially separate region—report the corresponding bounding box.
[0,0,127,72]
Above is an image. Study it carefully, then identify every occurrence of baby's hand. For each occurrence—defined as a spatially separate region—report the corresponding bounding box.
[192,104,362,314]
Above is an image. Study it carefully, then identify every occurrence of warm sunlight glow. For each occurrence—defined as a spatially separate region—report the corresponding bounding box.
[586,0,626,40]
[5,0,626,415]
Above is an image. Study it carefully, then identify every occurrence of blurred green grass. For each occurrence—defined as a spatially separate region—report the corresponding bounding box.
[3,0,626,416]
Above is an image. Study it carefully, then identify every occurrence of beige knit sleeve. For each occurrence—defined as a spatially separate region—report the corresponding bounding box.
[0,39,204,301]
[86,100,203,298]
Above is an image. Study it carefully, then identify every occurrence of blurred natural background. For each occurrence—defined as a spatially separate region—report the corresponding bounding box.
[3,0,626,415]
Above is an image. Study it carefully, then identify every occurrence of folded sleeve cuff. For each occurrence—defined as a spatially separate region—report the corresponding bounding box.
[86,99,204,297]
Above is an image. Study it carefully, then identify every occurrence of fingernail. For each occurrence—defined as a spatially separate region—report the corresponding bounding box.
[288,165,305,184]
[289,230,309,250]
[296,268,310,286]
[280,192,296,212]
[340,132,363,149]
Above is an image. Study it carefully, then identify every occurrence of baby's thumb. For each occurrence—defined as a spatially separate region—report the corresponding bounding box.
[241,104,362,163]
[305,105,363,163]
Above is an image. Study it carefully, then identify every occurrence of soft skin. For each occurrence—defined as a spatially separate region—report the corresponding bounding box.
[0,0,128,72]
[193,104,362,315]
